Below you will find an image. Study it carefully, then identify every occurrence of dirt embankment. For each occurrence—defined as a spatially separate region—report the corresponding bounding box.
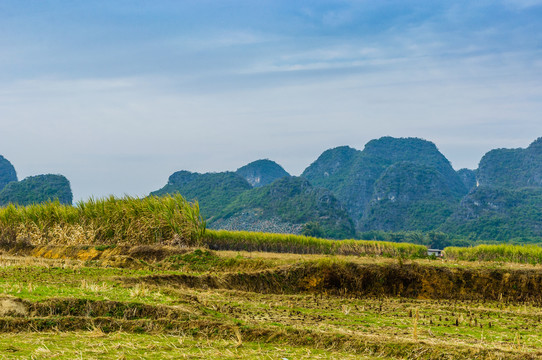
[0,243,190,267]
[0,296,198,320]
[3,243,542,303]
[128,261,542,303]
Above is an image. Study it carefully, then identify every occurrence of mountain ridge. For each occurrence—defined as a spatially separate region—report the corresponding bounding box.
[301,137,467,231]
[0,174,73,206]
[150,136,542,241]
[6,136,542,242]
[0,155,73,206]
[235,159,290,188]
[0,155,17,191]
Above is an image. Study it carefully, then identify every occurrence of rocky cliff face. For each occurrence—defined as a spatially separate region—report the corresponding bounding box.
[457,169,477,192]
[301,146,370,225]
[235,159,290,188]
[212,176,355,239]
[360,162,459,231]
[441,138,542,240]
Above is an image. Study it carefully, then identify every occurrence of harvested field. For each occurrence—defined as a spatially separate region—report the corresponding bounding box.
[0,244,541,359]
[128,260,542,302]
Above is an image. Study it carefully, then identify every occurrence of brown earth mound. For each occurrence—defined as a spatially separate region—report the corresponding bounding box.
[126,261,542,303]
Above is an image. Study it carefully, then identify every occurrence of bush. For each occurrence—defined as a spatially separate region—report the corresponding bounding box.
[0,194,206,247]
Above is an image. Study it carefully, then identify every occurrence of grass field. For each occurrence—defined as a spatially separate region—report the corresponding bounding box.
[204,229,427,258]
[0,245,541,359]
[0,332,381,360]
[445,243,542,264]
[0,197,541,358]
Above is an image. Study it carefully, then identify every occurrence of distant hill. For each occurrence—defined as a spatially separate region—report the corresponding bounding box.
[0,174,73,206]
[361,162,459,232]
[211,176,355,239]
[441,186,542,240]
[301,145,364,221]
[151,137,542,241]
[0,157,73,207]
[0,155,17,191]
[235,159,290,187]
[477,137,542,188]
[151,165,355,238]
[150,171,252,217]
[457,168,477,192]
[440,138,542,240]
[302,137,467,231]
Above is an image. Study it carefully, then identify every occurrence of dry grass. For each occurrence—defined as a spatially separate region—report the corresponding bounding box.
[0,247,541,359]
[0,253,82,269]
[0,194,206,248]
[129,283,150,298]
[0,331,379,359]
[80,280,112,293]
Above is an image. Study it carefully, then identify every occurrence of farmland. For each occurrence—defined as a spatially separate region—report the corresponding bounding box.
[0,245,541,359]
[0,197,541,359]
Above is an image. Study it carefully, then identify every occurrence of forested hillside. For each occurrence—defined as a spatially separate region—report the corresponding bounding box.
[151,137,542,242]
[0,155,17,191]
[0,156,73,206]
[302,137,467,231]
[212,176,355,239]
[235,159,290,187]
[0,174,73,206]
[150,171,252,217]
[152,165,354,238]
[477,137,542,188]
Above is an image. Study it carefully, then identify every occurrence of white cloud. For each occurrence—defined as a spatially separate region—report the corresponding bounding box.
[1,1,541,200]
[161,30,276,51]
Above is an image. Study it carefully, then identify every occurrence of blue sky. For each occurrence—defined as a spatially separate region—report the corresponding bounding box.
[1,1,542,201]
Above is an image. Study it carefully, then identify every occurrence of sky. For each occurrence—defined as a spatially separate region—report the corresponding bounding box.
[1,0,542,201]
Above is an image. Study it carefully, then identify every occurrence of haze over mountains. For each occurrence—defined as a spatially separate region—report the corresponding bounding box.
[2,136,542,242]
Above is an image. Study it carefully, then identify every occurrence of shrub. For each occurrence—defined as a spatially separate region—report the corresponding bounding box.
[0,194,205,247]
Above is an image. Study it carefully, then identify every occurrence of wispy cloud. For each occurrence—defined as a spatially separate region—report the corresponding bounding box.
[503,0,542,9]
[0,1,541,199]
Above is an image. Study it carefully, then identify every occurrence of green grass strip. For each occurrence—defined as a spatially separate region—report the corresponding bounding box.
[204,229,427,258]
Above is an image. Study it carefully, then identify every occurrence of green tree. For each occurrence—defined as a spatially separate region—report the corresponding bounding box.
[301,222,325,238]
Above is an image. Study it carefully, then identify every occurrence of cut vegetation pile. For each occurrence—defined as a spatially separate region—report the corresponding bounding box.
[0,195,205,247]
